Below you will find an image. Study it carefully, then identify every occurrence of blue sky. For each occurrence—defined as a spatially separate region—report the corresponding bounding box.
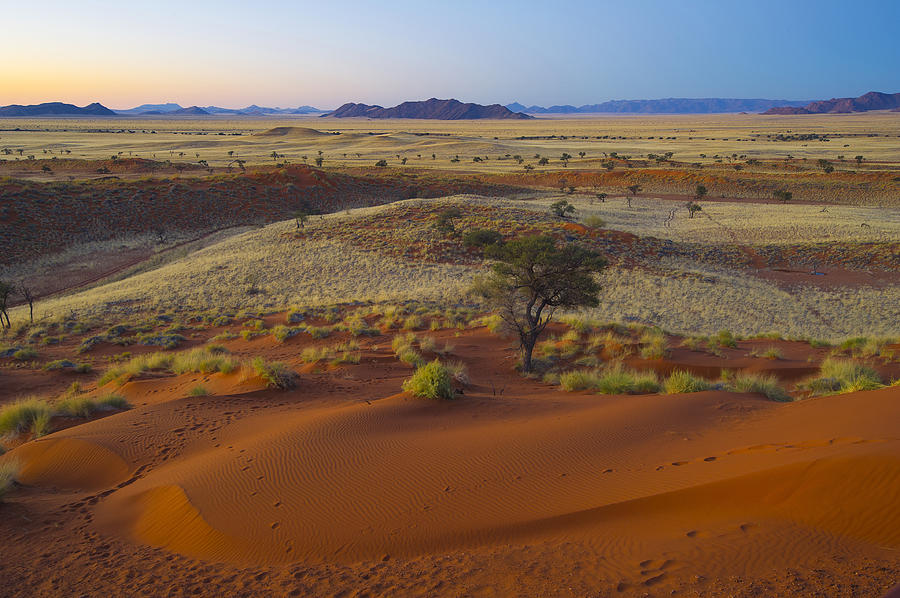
[4,0,899,108]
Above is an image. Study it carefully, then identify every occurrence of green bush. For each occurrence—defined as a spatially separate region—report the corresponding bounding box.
[462,229,503,249]
[664,370,712,394]
[559,365,660,395]
[402,360,455,400]
[12,348,37,361]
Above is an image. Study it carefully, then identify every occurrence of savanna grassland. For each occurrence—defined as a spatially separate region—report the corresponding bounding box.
[1,113,899,598]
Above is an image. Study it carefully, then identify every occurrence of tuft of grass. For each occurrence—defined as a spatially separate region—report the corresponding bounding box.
[759,346,784,360]
[271,325,303,342]
[99,347,237,386]
[664,370,712,394]
[713,329,738,349]
[402,314,424,330]
[402,360,455,400]
[445,360,469,385]
[729,372,791,401]
[250,357,297,389]
[189,385,210,397]
[300,346,330,363]
[0,460,20,501]
[211,331,239,341]
[801,358,883,395]
[0,398,53,435]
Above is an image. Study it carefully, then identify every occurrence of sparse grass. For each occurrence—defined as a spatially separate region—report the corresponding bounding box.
[402,360,455,400]
[402,315,424,330]
[664,370,712,394]
[211,331,239,341]
[755,346,784,360]
[189,385,210,397]
[250,356,297,389]
[99,347,238,386]
[681,336,705,351]
[801,358,883,395]
[729,372,792,401]
[0,398,53,436]
[271,325,303,342]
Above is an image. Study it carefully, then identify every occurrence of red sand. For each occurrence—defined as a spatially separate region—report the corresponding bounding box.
[1,327,898,596]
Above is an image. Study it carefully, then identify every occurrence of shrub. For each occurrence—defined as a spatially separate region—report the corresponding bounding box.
[729,372,791,401]
[0,398,53,435]
[402,315,423,330]
[402,360,455,400]
[445,360,469,385]
[583,214,606,228]
[462,228,503,249]
[250,357,297,389]
[664,370,712,394]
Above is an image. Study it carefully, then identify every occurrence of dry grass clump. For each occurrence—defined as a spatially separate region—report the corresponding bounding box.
[271,325,304,342]
[559,364,660,395]
[0,398,53,437]
[664,370,712,394]
[56,394,129,418]
[638,328,669,359]
[801,358,883,396]
[402,360,455,400]
[249,357,297,389]
[728,372,791,402]
[189,385,210,397]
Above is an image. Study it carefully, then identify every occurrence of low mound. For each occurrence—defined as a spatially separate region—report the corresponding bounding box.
[10,437,130,490]
[253,126,330,138]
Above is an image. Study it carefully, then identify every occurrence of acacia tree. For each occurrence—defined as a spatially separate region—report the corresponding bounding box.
[626,184,641,208]
[473,236,606,372]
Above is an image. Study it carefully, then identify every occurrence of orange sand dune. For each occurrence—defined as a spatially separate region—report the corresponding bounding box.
[1,330,898,596]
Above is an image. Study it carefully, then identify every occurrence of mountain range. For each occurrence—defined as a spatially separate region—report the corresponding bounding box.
[0,102,116,117]
[324,98,532,119]
[762,91,900,114]
[505,98,811,114]
[115,103,327,115]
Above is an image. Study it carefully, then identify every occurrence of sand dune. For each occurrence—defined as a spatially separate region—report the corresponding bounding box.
[2,327,898,595]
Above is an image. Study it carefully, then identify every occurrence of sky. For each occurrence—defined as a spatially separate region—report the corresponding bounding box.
[2,0,899,109]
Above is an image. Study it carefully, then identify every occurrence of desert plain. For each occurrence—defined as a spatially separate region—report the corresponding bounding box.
[1,113,899,597]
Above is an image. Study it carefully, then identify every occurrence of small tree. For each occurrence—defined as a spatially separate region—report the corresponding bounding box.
[855,155,864,166]
[17,283,35,323]
[293,210,308,230]
[375,159,388,167]
[435,207,463,234]
[626,184,641,208]
[473,236,606,372]
[537,157,549,166]
[314,156,324,167]
[0,281,12,329]
[596,192,607,203]
[550,199,576,219]
[686,201,702,218]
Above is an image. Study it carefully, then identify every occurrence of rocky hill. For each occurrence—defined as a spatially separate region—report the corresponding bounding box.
[0,102,116,117]
[324,98,532,119]
[763,91,900,114]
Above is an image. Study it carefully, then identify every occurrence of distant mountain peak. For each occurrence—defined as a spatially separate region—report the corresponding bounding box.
[763,91,900,114]
[324,98,532,120]
[0,102,116,117]
[506,98,810,114]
